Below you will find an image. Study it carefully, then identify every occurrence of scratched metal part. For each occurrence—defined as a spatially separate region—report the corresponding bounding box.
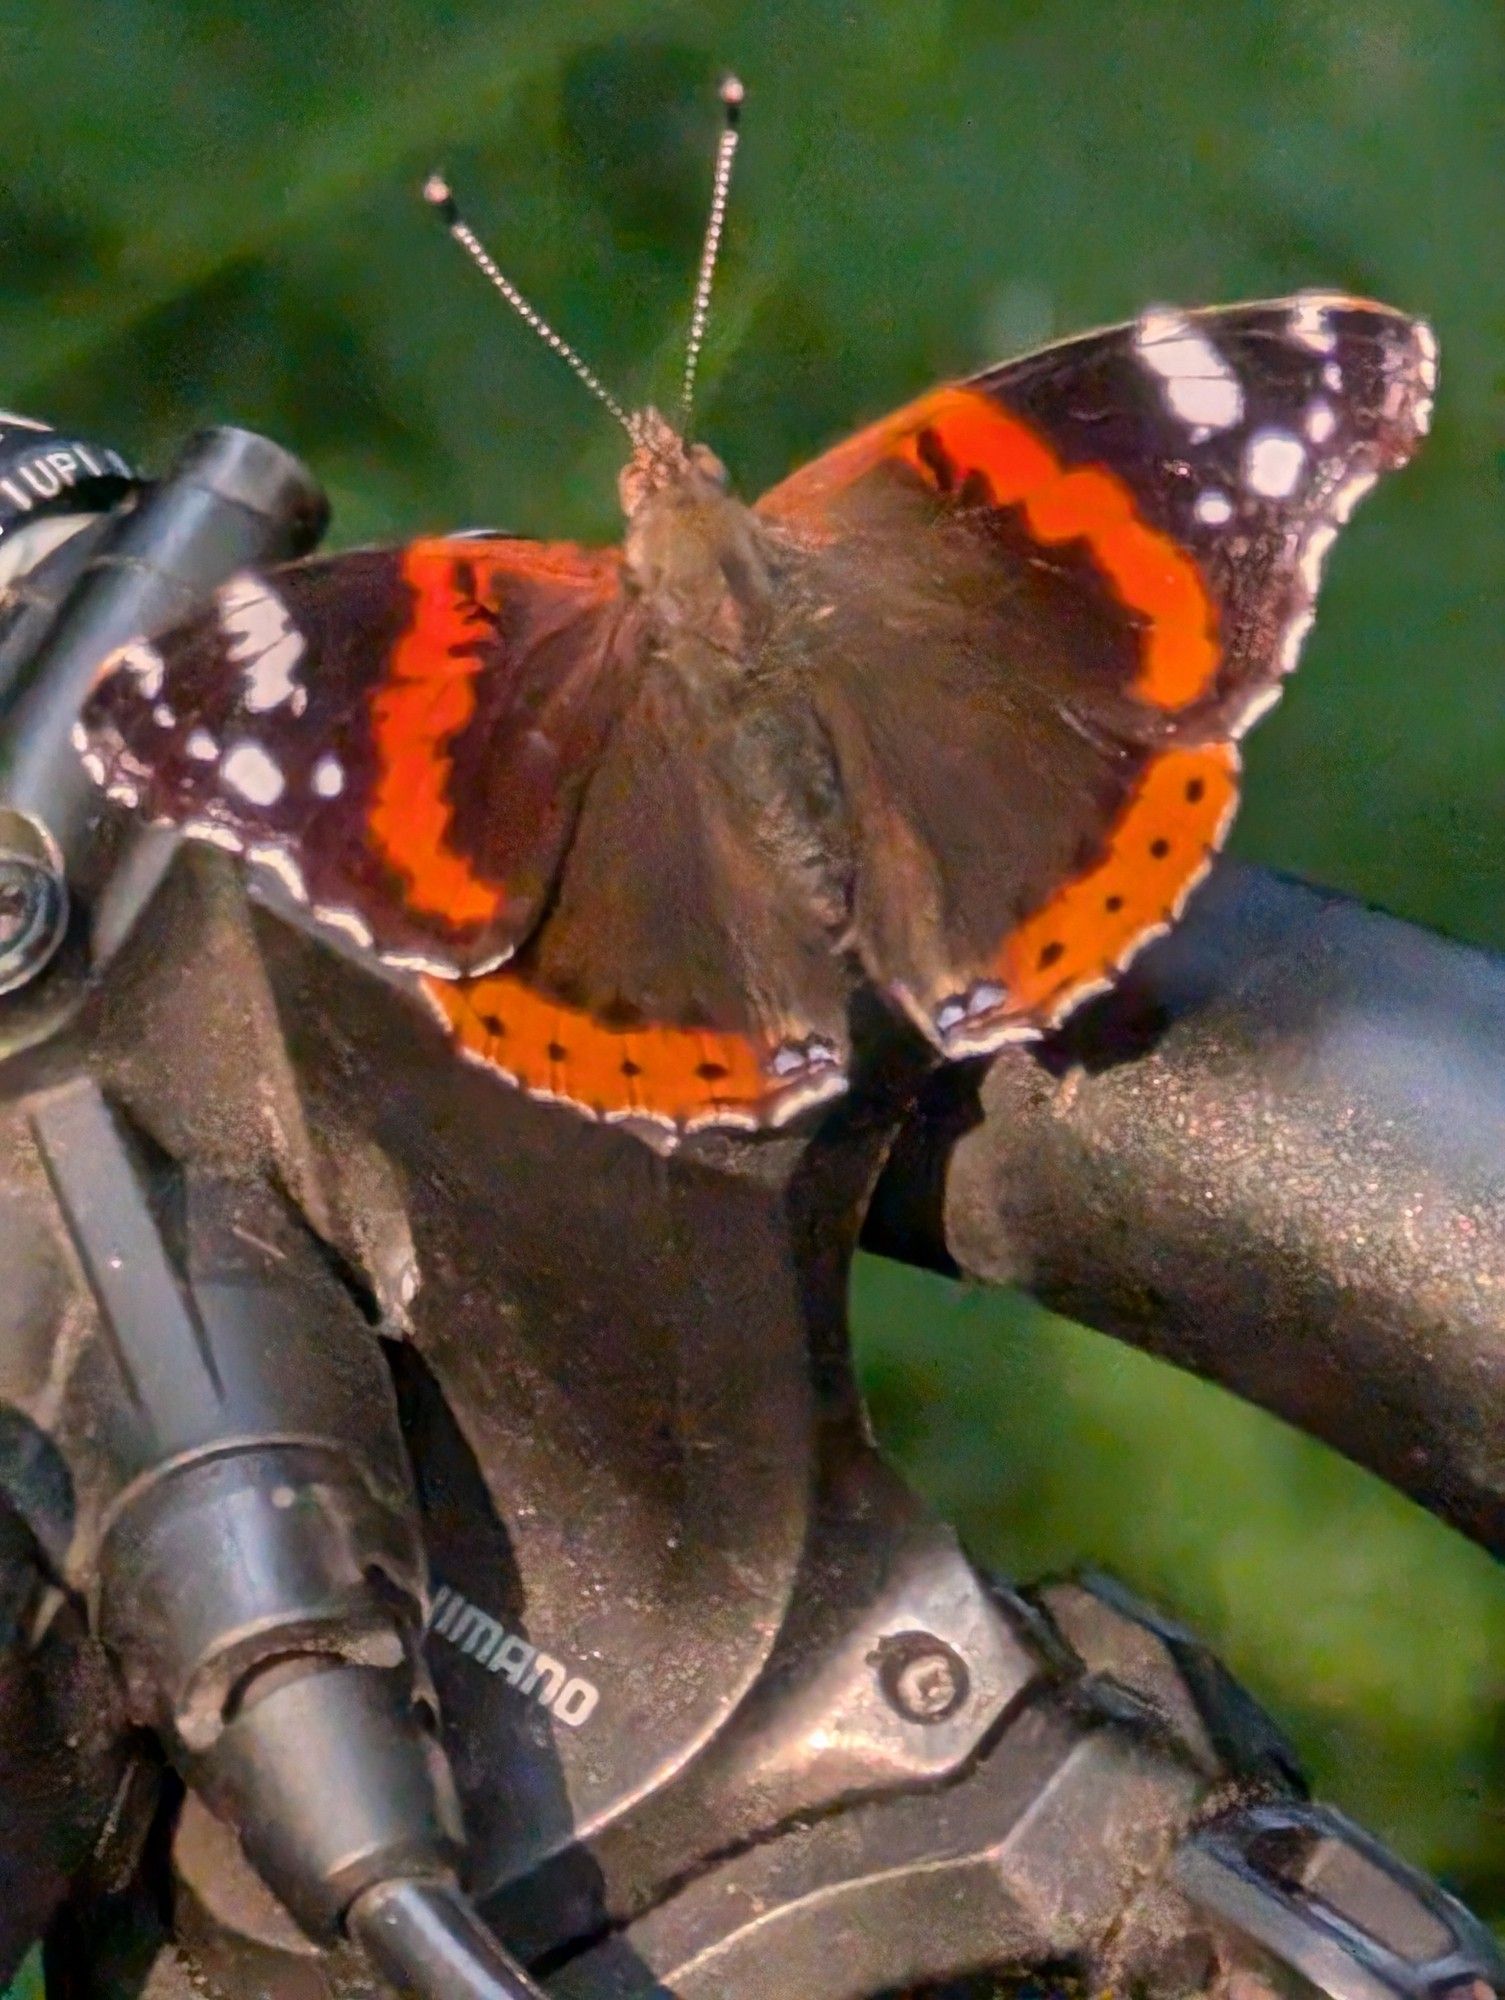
[866,858,1505,1555]
[1,847,1035,1986]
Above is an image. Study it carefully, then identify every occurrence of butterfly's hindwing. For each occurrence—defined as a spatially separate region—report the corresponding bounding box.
[435,653,853,1136]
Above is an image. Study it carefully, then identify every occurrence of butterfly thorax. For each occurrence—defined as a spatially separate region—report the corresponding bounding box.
[620,409,773,658]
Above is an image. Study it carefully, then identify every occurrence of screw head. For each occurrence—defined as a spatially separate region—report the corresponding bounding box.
[875,1631,970,1725]
[0,849,65,993]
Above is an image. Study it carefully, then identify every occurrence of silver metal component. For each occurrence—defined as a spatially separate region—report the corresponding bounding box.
[0,426,327,1003]
[878,1632,970,1723]
[0,807,67,994]
[349,1877,549,2000]
[711,1501,1040,1824]
[1175,1799,1505,2000]
[0,511,97,592]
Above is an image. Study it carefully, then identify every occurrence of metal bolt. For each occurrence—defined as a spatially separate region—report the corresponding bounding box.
[0,846,66,994]
[875,1631,970,1725]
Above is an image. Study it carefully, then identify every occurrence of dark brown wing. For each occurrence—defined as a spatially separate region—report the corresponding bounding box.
[80,530,849,1137]
[755,293,1435,1053]
[426,651,852,1138]
[79,536,632,974]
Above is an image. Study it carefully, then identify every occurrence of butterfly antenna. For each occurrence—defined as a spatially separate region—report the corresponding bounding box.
[423,174,637,440]
[679,74,743,434]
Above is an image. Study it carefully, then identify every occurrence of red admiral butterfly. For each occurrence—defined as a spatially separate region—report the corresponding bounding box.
[79,81,1435,1141]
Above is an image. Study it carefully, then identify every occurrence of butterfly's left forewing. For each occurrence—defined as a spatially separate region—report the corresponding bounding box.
[757,292,1435,1054]
[80,536,633,974]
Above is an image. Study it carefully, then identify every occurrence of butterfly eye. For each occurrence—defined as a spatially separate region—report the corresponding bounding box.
[689,442,730,489]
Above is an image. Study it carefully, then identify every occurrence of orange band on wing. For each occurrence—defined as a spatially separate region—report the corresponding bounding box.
[759,388,1219,710]
[991,741,1239,1019]
[368,543,511,928]
[422,969,844,1134]
[367,539,622,934]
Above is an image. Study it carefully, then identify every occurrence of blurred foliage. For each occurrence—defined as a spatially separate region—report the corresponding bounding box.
[0,0,1499,1983]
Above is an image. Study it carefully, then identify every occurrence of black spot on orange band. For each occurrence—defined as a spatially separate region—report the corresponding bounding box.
[987,741,1239,1020]
[423,968,847,1134]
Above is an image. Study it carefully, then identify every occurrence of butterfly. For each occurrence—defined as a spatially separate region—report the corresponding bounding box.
[77,85,1435,1144]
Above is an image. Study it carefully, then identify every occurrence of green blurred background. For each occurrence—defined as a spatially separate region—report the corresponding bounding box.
[2,0,1500,1986]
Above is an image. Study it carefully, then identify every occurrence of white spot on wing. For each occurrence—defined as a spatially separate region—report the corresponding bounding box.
[186,728,218,762]
[1289,294,1337,355]
[382,947,467,976]
[110,640,165,700]
[1194,489,1234,526]
[315,905,374,949]
[1304,399,1336,445]
[217,573,306,713]
[929,1006,1042,1060]
[1381,375,1412,422]
[1322,360,1343,393]
[311,754,344,798]
[185,819,244,853]
[754,1062,847,1130]
[1043,972,1118,1029]
[1231,684,1283,738]
[152,702,175,728]
[1413,319,1439,419]
[1133,308,1244,432]
[1211,780,1241,847]
[769,1036,841,1079]
[1278,606,1316,677]
[1243,430,1306,498]
[686,1102,763,1134]
[221,741,285,805]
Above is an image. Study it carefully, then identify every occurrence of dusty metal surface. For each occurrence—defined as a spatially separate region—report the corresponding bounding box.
[867,858,1505,1554]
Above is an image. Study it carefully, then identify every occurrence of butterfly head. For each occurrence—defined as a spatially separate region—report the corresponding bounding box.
[619,408,731,518]
[617,407,762,636]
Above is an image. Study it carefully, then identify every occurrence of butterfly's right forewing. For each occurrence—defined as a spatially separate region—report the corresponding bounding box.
[757,295,1434,1056]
